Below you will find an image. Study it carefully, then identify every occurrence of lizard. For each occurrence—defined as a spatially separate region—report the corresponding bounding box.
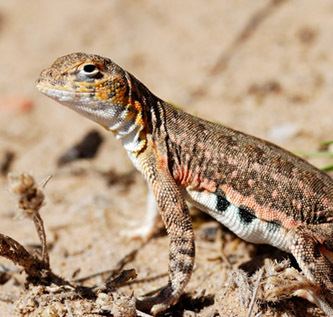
[36,52,333,316]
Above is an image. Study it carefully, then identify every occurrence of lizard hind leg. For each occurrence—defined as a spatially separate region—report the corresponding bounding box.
[289,226,333,315]
[121,186,163,241]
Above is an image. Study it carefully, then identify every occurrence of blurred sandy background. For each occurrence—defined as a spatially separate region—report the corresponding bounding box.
[0,1,332,316]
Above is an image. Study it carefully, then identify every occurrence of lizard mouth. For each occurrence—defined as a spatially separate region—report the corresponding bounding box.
[36,82,95,102]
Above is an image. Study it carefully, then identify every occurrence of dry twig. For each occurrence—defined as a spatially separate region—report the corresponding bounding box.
[0,172,142,316]
[247,268,263,317]
[8,173,49,266]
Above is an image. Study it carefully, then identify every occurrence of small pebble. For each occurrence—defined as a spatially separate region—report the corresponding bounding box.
[267,123,300,143]
[0,97,34,113]
[199,223,220,242]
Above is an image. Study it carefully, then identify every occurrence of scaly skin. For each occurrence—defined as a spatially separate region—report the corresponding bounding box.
[37,52,333,316]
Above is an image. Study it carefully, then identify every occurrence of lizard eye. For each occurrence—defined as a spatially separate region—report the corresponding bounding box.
[79,64,101,78]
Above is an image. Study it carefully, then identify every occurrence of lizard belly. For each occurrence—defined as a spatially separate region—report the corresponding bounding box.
[185,189,291,252]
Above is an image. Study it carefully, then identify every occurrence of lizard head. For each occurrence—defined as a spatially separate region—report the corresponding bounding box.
[37,52,148,152]
[36,52,132,128]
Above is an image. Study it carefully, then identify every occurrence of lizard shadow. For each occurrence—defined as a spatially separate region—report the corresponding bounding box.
[239,244,299,275]
[238,245,318,317]
[162,292,215,317]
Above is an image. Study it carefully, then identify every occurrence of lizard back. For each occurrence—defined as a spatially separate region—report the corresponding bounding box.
[151,102,333,229]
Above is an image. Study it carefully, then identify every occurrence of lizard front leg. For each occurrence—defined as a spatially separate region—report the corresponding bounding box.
[136,155,195,315]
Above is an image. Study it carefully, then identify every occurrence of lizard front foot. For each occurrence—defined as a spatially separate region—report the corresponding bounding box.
[136,285,178,315]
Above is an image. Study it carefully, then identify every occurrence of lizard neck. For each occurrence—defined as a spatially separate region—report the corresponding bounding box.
[107,71,152,154]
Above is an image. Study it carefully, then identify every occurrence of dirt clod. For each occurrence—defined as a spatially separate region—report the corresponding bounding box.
[57,129,104,166]
[0,150,15,176]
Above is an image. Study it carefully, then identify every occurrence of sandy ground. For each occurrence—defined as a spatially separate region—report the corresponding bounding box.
[0,0,332,316]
